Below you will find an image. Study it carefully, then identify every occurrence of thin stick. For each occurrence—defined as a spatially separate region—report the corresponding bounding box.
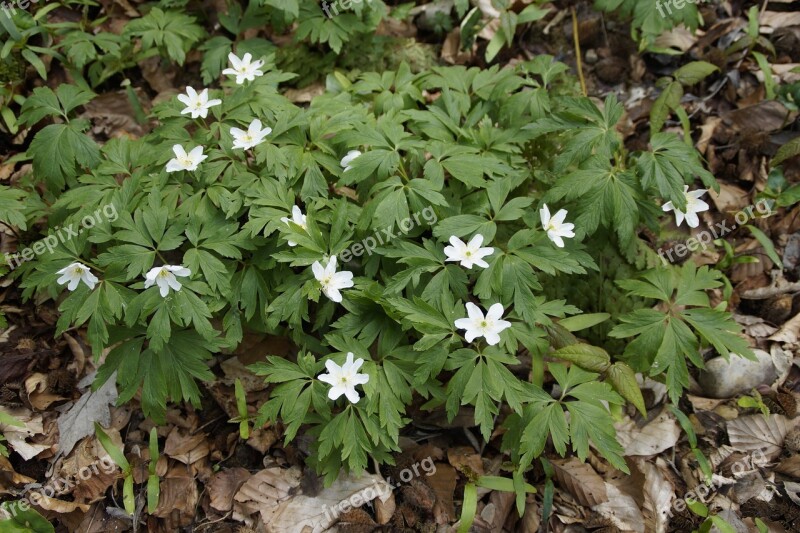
[571,6,587,97]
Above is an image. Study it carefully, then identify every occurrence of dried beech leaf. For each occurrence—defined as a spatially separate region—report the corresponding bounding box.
[727,414,789,460]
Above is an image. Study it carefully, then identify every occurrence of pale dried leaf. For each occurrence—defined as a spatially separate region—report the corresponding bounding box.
[592,483,644,533]
[57,371,118,456]
[727,414,789,460]
[639,458,674,533]
[255,471,388,532]
[615,411,680,456]
[0,406,48,460]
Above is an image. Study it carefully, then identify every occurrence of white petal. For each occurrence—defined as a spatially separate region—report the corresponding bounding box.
[312,261,324,280]
[344,387,361,404]
[327,385,346,401]
[467,234,484,248]
[540,204,551,225]
[486,303,504,321]
[484,331,501,346]
[685,212,700,228]
[465,302,483,321]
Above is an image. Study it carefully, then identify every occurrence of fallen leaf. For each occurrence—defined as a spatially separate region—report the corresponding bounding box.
[639,458,674,533]
[727,414,790,460]
[56,371,118,457]
[592,483,644,533]
[0,406,49,460]
[615,410,681,456]
[552,458,608,507]
[261,472,389,532]
[162,426,209,465]
[208,468,251,512]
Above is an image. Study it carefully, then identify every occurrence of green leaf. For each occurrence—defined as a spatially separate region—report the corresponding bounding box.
[28,123,101,192]
[607,362,646,416]
[0,503,54,533]
[672,61,719,86]
[772,136,800,167]
[457,483,477,533]
[552,344,611,372]
[744,225,781,268]
[558,313,610,332]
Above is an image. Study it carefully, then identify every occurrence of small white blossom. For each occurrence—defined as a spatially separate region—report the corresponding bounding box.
[455,302,511,346]
[340,150,361,172]
[176,86,221,119]
[444,235,494,269]
[661,186,710,228]
[317,352,370,404]
[56,262,99,291]
[166,145,207,173]
[540,204,575,248]
[144,265,191,297]
[222,52,265,84]
[231,119,272,150]
[312,256,353,303]
[280,205,307,247]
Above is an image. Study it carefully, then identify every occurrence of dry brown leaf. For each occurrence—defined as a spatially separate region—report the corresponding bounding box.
[34,494,90,513]
[162,426,209,465]
[427,462,457,524]
[447,446,484,477]
[0,454,35,493]
[552,458,608,507]
[759,11,800,32]
[592,483,644,533]
[55,435,120,504]
[776,454,800,479]
[615,411,681,457]
[208,467,251,512]
[153,474,198,528]
[727,414,790,460]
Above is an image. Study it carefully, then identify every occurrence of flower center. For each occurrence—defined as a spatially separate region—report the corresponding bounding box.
[340,376,348,384]
[465,251,472,257]
[180,157,192,167]
[480,320,488,328]
[158,270,170,278]
[73,267,84,275]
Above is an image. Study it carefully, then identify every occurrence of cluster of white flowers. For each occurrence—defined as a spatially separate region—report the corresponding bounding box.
[166,53,272,173]
[56,262,191,298]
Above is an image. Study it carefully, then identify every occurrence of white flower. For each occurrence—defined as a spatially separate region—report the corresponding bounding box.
[222,52,265,84]
[317,352,370,404]
[231,119,272,150]
[340,150,361,172]
[56,262,99,291]
[176,86,221,119]
[280,205,307,247]
[166,145,207,173]
[540,204,575,248]
[312,256,353,303]
[444,235,494,269]
[661,186,710,228]
[144,265,191,297]
[455,302,511,346]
